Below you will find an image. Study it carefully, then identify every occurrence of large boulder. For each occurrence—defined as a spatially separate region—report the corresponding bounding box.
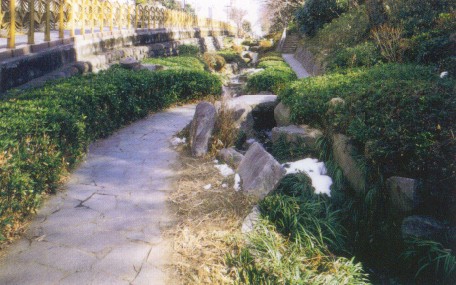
[190,102,217,157]
[237,142,285,199]
[217,147,244,169]
[402,215,447,240]
[332,134,366,193]
[119,57,141,70]
[272,125,323,150]
[224,95,278,137]
[386,176,421,213]
[274,102,291,126]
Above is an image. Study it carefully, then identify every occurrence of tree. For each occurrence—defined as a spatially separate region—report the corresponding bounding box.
[229,7,248,37]
[242,20,252,35]
[258,0,306,33]
[365,0,387,28]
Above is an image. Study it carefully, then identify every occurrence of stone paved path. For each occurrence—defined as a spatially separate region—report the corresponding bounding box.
[282,53,311,79]
[0,105,196,285]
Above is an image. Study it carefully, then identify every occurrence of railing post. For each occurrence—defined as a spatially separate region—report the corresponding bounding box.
[8,0,16,48]
[28,0,35,44]
[127,4,131,30]
[99,1,104,33]
[44,0,51,41]
[69,0,75,37]
[134,5,138,29]
[59,0,65,38]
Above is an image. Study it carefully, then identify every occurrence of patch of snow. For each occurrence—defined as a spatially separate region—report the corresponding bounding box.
[234,174,241,191]
[283,158,333,197]
[222,183,228,188]
[170,137,186,146]
[203,184,212,190]
[214,164,235,177]
[440,71,449,78]
[213,159,219,164]
[246,138,256,145]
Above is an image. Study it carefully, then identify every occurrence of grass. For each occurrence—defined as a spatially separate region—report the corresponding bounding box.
[167,154,256,284]
[142,56,206,71]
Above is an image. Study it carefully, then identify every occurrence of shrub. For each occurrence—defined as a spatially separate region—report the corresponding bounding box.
[258,56,283,63]
[142,56,206,71]
[246,58,297,94]
[216,49,246,67]
[371,24,405,62]
[327,42,382,70]
[296,0,348,37]
[279,63,456,199]
[203,52,226,71]
[178,44,201,56]
[384,0,455,36]
[0,66,222,240]
[302,6,370,68]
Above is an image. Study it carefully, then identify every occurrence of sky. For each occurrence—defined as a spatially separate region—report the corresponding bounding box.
[186,0,262,35]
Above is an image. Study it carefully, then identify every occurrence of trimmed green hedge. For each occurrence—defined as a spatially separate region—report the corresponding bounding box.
[142,56,206,71]
[280,63,456,194]
[246,58,297,94]
[0,67,222,240]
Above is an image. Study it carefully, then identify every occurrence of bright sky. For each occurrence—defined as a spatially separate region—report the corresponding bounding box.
[186,0,262,35]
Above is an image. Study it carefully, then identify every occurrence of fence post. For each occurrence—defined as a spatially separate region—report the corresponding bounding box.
[44,0,50,41]
[59,0,65,38]
[28,0,34,44]
[8,0,16,48]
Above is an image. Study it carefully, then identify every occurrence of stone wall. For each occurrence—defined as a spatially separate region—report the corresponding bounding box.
[0,28,231,93]
[294,46,323,76]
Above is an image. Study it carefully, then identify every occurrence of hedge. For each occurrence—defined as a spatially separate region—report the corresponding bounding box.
[246,58,297,94]
[279,63,456,197]
[0,66,222,240]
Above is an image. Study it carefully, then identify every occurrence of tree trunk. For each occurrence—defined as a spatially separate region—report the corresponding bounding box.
[366,0,387,28]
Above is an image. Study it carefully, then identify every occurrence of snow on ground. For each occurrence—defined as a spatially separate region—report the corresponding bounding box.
[214,164,235,177]
[170,137,186,146]
[234,174,241,191]
[283,158,333,197]
[203,184,212,190]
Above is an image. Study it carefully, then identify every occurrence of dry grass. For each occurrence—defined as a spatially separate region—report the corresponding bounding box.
[209,101,238,156]
[166,153,256,284]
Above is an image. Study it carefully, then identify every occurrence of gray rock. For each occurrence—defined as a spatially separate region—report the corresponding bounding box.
[241,205,261,234]
[190,102,217,157]
[332,134,366,193]
[120,57,141,70]
[272,125,323,150]
[141,64,165,71]
[274,102,291,126]
[237,142,286,199]
[402,215,447,240]
[217,148,244,169]
[386,176,421,212]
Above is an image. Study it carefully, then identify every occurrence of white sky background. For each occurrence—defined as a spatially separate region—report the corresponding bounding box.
[186,0,262,35]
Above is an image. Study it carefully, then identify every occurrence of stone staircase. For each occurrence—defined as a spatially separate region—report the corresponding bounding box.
[281,33,300,54]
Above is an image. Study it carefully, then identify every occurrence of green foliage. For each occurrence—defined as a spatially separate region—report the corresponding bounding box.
[246,58,297,94]
[401,237,456,284]
[0,66,222,240]
[296,0,348,37]
[327,42,382,70]
[142,56,206,71]
[216,50,246,67]
[203,52,226,71]
[279,64,456,185]
[241,39,258,46]
[385,0,456,36]
[303,6,370,67]
[178,44,201,56]
[272,135,315,163]
[227,174,369,284]
[258,56,283,63]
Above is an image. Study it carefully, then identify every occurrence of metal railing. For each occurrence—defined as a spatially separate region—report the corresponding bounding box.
[0,0,235,49]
